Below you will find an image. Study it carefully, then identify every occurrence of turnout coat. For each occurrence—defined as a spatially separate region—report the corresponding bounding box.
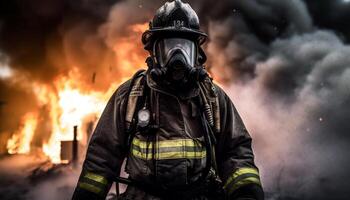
[72,71,264,200]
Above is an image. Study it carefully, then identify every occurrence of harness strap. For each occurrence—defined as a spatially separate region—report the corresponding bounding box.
[125,70,146,131]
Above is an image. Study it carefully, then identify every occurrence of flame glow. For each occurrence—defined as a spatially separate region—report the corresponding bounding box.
[40,76,116,163]
[7,113,38,154]
[5,23,148,163]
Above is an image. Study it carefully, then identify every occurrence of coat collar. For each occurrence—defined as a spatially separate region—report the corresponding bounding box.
[146,71,200,100]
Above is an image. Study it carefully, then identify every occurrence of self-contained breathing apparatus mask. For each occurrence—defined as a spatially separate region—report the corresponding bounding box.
[149,37,207,87]
[156,38,196,70]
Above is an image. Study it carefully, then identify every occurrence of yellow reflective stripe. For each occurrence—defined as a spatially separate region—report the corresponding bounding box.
[228,177,261,195]
[157,151,206,159]
[131,148,206,160]
[84,172,108,185]
[158,139,198,148]
[224,168,259,189]
[131,138,206,160]
[132,148,151,160]
[132,138,152,149]
[79,182,102,194]
[132,138,200,149]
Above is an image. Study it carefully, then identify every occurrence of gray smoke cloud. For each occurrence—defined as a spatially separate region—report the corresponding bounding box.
[224,30,350,199]
[0,0,350,199]
[200,0,350,199]
[201,0,313,81]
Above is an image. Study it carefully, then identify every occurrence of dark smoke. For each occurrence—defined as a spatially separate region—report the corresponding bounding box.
[304,0,350,43]
[193,0,350,199]
[0,0,350,199]
[0,0,116,82]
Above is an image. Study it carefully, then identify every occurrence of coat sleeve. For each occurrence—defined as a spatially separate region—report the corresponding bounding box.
[215,86,264,200]
[72,80,131,200]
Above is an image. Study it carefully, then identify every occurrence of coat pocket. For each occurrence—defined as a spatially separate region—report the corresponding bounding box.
[155,158,188,188]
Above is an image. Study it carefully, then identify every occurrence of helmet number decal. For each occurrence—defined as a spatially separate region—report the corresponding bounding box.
[173,20,184,28]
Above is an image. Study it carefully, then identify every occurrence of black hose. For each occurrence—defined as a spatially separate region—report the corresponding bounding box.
[114,177,133,185]
[195,109,213,184]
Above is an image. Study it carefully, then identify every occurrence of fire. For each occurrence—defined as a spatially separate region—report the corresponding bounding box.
[5,22,148,163]
[41,76,115,163]
[7,113,38,154]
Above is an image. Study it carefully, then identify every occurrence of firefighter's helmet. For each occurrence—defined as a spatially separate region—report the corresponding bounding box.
[142,0,207,50]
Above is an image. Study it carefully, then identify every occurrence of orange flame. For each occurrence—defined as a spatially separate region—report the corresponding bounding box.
[7,113,38,154]
[5,22,149,163]
[40,76,117,163]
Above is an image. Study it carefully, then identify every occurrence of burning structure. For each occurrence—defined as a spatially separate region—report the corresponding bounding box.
[1,19,148,164]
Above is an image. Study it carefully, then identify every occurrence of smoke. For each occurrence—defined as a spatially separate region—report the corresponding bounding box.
[224,30,350,199]
[25,169,79,200]
[0,0,350,199]
[199,0,350,199]
[0,154,80,200]
[198,0,313,82]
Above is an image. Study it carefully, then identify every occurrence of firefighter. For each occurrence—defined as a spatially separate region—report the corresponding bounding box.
[72,0,264,199]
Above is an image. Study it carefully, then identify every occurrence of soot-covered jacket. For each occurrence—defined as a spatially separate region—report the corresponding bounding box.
[72,72,264,200]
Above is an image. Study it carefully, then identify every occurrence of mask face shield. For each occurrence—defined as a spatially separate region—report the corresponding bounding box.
[155,38,196,68]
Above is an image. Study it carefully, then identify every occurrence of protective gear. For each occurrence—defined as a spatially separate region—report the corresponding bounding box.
[72,1,264,200]
[152,37,201,87]
[72,71,264,200]
[142,0,207,50]
[155,38,196,68]
[143,0,208,87]
[123,71,216,193]
[148,58,207,89]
